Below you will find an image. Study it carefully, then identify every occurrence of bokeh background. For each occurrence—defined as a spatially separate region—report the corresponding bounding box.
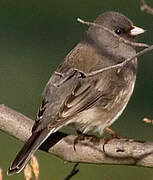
[0,0,153,179]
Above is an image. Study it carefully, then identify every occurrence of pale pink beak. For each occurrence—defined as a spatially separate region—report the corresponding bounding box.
[130,26,145,36]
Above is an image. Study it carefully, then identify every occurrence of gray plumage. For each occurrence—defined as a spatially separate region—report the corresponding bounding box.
[8,11,144,175]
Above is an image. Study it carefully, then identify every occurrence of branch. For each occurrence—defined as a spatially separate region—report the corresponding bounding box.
[1,104,153,168]
[84,45,153,78]
[140,0,153,15]
[64,163,79,180]
[76,18,153,79]
[77,18,149,48]
[144,117,153,124]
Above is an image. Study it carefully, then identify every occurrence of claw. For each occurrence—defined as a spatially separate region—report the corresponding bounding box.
[73,131,84,151]
[103,127,122,152]
[105,127,120,138]
[73,131,98,151]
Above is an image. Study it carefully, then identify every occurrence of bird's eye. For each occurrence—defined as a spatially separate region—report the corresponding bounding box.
[115,29,122,35]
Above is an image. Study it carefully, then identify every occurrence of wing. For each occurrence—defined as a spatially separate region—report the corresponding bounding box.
[32,67,111,133]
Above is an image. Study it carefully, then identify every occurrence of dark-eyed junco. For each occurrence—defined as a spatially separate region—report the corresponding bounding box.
[8,11,145,175]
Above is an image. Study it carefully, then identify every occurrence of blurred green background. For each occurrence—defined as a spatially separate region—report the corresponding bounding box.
[0,0,153,179]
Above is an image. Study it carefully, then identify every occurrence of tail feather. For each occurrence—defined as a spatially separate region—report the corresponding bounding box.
[7,128,54,175]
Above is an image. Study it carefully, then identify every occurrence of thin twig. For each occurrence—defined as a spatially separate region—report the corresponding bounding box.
[30,156,39,180]
[140,0,153,15]
[64,163,79,180]
[76,45,153,78]
[0,169,2,180]
[144,118,153,124]
[77,18,149,48]
[24,164,33,180]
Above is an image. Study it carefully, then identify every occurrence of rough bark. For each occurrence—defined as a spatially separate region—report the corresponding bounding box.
[0,104,153,168]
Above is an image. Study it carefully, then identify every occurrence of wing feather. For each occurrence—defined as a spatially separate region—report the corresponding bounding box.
[33,69,107,132]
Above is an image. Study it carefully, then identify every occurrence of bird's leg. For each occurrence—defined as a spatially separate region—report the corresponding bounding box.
[73,130,85,151]
[103,127,121,152]
[105,127,120,138]
[73,130,98,151]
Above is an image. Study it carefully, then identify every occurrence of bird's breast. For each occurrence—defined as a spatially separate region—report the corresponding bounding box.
[68,67,136,135]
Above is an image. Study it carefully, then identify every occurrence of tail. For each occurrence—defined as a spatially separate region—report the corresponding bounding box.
[7,128,55,175]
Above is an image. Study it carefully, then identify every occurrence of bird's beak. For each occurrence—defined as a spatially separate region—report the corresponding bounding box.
[130,26,145,36]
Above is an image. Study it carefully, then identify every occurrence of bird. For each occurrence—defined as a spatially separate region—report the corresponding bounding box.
[7,11,145,175]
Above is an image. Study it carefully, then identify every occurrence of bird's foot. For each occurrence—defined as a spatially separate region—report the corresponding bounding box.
[73,131,97,151]
[73,131,85,151]
[103,127,122,152]
[105,127,121,138]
